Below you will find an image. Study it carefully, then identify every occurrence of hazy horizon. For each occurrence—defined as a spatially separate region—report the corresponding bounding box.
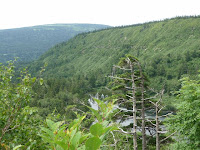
[1,0,200,30]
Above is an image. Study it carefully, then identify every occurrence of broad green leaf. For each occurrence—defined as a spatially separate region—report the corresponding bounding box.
[40,127,54,138]
[104,125,118,133]
[32,77,36,83]
[85,137,102,150]
[46,119,64,131]
[55,141,68,150]
[46,119,55,130]
[57,124,68,136]
[102,120,109,127]
[39,134,53,143]
[69,116,85,130]
[13,145,22,150]
[40,78,44,85]
[69,144,75,150]
[79,133,90,144]
[71,131,82,147]
[55,144,65,150]
[93,98,107,113]
[88,107,102,122]
[68,120,76,131]
[70,128,77,142]
[90,123,104,137]
[78,145,85,150]
[53,121,65,131]
[101,125,119,140]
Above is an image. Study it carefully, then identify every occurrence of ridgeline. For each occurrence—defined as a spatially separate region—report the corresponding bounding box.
[0,24,110,62]
[30,16,200,93]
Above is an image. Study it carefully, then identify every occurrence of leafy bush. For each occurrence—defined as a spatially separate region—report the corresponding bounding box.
[40,98,118,150]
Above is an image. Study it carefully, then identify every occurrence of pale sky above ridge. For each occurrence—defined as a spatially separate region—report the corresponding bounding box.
[0,0,200,29]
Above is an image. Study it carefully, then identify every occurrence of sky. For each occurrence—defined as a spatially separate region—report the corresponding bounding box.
[0,0,200,30]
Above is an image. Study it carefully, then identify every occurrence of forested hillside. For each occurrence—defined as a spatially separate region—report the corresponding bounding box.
[0,24,109,62]
[30,16,200,93]
[1,16,200,150]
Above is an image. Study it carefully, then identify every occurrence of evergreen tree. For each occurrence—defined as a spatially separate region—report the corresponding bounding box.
[167,75,200,149]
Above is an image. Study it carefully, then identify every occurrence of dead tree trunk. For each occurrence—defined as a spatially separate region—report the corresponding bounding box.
[129,59,138,150]
[150,89,174,150]
[109,55,150,150]
[109,55,175,149]
[155,100,160,150]
[149,90,163,150]
[137,62,147,150]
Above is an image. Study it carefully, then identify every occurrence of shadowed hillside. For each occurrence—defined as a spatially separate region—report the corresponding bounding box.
[0,24,110,62]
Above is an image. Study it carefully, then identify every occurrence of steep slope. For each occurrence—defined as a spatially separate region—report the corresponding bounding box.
[30,16,200,92]
[0,24,110,63]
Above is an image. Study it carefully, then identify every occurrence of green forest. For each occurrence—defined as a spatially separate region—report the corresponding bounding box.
[1,16,200,150]
[0,24,109,63]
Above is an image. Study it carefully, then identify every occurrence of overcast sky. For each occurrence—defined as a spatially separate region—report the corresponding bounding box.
[0,0,200,29]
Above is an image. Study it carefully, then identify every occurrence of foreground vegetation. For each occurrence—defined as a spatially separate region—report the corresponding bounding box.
[0,57,200,149]
[1,16,200,149]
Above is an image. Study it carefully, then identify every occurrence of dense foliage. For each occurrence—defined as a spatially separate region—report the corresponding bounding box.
[166,76,200,149]
[30,75,107,118]
[1,16,200,149]
[1,58,200,149]
[0,24,109,62]
[40,98,118,150]
[0,61,45,149]
[0,62,118,150]
[29,16,200,95]
[0,62,118,149]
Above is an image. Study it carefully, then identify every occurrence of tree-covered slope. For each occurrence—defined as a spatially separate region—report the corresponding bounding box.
[30,16,200,92]
[0,24,110,63]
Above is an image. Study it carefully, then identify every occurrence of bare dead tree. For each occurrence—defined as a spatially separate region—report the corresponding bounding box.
[109,55,173,150]
[137,61,147,150]
[127,57,138,150]
[149,89,174,150]
[108,55,147,150]
[109,55,139,150]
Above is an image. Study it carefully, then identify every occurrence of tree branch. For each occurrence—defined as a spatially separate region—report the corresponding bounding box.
[160,131,176,143]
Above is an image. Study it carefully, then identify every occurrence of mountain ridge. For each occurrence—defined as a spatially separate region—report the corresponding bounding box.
[30,16,200,92]
[0,23,110,63]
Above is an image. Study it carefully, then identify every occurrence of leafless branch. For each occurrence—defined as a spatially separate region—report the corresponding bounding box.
[158,112,173,118]
[160,131,176,143]
[158,106,165,113]
[149,100,156,106]
[117,127,133,134]
[157,131,167,134]
[115,107,133,112]
[144,94,158,101]
[113,65,132,71]
[5,124,20,133]
[111,131,117,149]
[146,119,156,127]
[108,76,132,81]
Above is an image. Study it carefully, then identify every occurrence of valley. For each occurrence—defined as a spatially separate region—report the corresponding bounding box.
[1,16,200,149]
